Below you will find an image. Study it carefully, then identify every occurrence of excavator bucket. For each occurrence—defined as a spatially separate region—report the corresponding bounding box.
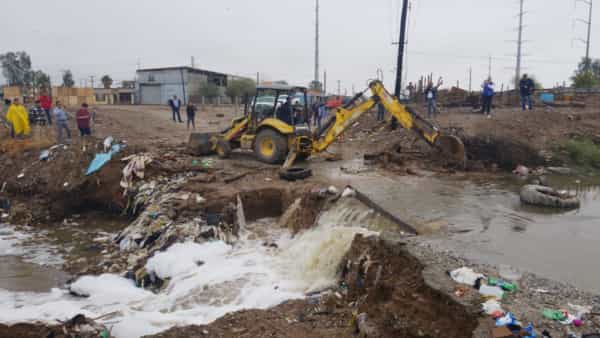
[187,133,217,156]
[435,135,467,168]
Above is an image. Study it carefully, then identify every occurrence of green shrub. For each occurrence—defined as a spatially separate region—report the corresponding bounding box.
[565,139,600,168]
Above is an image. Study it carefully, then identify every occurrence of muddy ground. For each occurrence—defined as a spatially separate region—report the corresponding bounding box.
[1,103,600,337]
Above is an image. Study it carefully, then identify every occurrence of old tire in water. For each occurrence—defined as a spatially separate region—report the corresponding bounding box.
[254,129,288,164]
[279,167,312,181]
[520,185,580,209]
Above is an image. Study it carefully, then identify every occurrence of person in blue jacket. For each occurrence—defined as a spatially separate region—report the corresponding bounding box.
[480,77,495,118]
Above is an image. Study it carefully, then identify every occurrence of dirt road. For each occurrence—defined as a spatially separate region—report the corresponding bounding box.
[92,104,243,147]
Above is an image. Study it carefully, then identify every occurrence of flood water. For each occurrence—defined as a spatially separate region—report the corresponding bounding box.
[316,157,600,293]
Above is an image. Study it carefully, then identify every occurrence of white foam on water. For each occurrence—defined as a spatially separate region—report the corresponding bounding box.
[0,219,376,338]
[0,224,64,266]
[0,224,30,256]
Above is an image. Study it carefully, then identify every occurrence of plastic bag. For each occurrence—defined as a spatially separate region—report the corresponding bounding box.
[450,267,485,286]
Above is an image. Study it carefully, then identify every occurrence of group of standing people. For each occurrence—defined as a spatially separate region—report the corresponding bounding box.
[2,91,94,143]
[477,73,535,117]
[168,95,197,130]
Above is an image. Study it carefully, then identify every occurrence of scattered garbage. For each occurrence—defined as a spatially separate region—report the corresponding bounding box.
[487,277,518,292]
[17,173,24,179]
[513,165,530,177]
[103,136,114,152]
[341,187,356,198]
[479,284,505,300]
[449,267,485,286]
[495,312,518,327]
[39,150,50,161]
[327,186,339,195]
[120,153,153,192]
[86,144,122,176]
[482,299,503,315]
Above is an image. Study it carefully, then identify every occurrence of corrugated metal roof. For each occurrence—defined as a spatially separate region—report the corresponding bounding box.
[137,66,228,77]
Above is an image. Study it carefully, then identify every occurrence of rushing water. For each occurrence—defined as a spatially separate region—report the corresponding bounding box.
[0,206,379,337]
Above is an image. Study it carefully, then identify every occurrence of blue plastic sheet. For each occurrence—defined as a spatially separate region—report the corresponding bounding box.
[85,144,122,176]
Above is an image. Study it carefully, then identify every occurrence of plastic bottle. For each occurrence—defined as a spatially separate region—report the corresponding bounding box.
[479,285,504,299]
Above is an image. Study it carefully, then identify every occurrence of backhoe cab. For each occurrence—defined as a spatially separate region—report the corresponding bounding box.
[188,84,313,164]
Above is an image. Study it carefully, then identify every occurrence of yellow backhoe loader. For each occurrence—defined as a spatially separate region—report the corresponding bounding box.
[188,80,466,169]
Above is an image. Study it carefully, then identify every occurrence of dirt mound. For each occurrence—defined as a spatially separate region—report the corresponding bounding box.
[144,234,480,338]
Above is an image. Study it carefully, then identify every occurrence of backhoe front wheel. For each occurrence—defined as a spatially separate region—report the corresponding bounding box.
[254,129,288,164]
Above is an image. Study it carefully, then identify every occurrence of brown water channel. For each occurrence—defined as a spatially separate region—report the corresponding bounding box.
[316,157,600,292]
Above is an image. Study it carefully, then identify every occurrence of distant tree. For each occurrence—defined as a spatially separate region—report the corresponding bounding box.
[62,70,74,88]
[101,75,113,89]
[571,57,600,88]
[31,70,51,91]
[199,82,220,99]
[225,78,256,102]
[0,51,32,86]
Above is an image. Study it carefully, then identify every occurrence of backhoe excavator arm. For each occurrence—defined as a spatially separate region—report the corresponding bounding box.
[308,80,465,166]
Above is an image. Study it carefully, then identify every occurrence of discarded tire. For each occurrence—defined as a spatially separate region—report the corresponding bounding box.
[279,167,312,181]
[520,185,580,209]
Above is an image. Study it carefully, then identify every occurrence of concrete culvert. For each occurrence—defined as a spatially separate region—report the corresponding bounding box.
[520,185,580,209]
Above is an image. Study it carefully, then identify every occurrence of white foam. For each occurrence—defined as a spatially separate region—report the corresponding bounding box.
[0,220,373,338]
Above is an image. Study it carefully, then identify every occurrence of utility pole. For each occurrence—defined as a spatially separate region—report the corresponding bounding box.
[394,0,409,97]
[191,56,195,68]
[337,80,341,96]
[488,55,492,79]
[323,70,327,94]
[256,72,260,85]
[314,0,320,87]
[576,0,593,71]
[89,75,95,88]
[469,66,472,92]
[515,0,525,84]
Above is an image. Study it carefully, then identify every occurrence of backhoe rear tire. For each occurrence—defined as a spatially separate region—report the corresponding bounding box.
[254,129,289,164]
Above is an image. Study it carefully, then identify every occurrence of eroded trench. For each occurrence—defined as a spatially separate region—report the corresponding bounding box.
[0,181,480,338]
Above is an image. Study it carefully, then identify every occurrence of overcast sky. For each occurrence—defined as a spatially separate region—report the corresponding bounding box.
[1,0,597,91]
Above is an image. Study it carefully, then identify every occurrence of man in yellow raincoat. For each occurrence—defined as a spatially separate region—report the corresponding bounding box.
[6,97,30,137]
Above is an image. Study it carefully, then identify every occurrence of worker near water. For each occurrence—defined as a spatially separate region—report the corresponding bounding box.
[6,98,30,138]
[278,96,294,125]
[480,77,495,118]
[316,102,328,130]
[377,103,385,122]
[424,78,443,118]
[186,101,197,130]
[38,90,53,125]
[519,74,535,111]
[76,103,92,136]
[168,95,183,123]
[53,100,72,143]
